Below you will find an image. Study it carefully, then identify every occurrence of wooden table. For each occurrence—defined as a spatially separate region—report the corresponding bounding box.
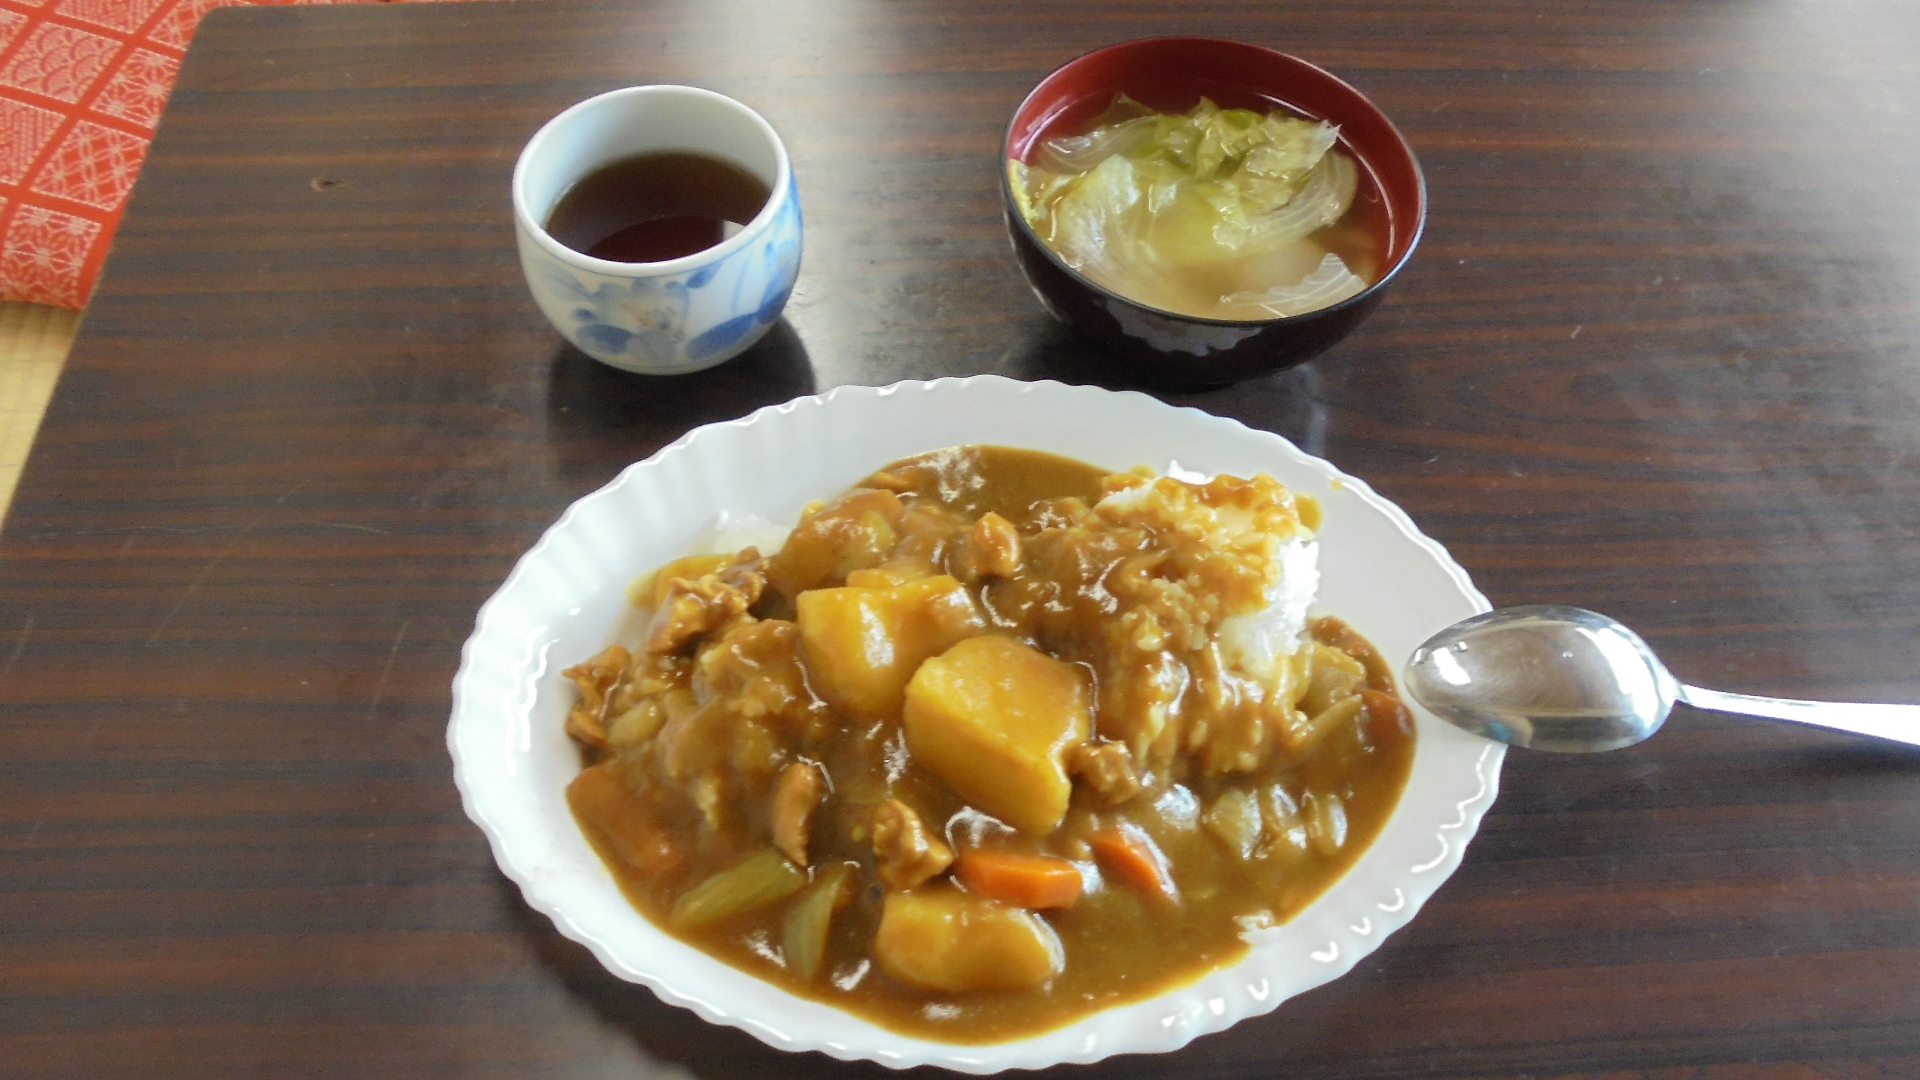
[5,0,1919,1075]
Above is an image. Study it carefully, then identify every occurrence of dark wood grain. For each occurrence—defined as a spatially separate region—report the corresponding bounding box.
[3,0,1919,1076]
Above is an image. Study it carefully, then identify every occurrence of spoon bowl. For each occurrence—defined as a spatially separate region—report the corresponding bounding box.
[1405,605,1920,753]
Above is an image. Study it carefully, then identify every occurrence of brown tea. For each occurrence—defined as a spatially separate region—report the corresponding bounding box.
[545,151,772,263]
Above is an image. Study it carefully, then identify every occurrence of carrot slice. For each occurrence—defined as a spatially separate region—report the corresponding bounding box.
[1089,824,1177,903]
[956,849,1083,910]
[1361,689,1414,738]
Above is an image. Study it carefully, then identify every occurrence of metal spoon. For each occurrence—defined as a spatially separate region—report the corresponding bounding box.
[1403,605,1920,752]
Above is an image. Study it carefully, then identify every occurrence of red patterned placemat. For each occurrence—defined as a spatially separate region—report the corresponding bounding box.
[0,0,442,308]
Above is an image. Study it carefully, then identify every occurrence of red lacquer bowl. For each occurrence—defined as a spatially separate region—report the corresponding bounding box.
[1002,38,1426,389]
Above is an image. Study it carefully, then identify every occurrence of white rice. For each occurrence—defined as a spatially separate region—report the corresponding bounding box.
[1096,477,1320,683]
[691,511,793,558]
[1218,536,1319,680]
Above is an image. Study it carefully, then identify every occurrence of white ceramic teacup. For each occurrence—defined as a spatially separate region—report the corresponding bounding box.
[513,86,802,374]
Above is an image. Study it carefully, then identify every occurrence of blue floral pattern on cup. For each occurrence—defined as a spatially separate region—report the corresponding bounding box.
[519,176,802,375]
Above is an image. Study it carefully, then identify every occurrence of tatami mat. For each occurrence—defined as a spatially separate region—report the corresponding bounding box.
[0,302,81,526]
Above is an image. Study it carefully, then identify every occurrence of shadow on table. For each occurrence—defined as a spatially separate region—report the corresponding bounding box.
[1795,738,1920,768]
[986,319,1154,393]
[499,877,957,1080]
[542,318,818,485]
[986,319,1337,455]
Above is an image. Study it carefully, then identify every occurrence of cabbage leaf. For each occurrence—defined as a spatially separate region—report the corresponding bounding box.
[1013,96,1367,320]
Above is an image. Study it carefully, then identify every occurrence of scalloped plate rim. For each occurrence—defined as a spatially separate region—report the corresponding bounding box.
[448,374,1499,1072]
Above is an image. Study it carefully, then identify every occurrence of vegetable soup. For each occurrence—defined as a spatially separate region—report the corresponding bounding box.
[1010,95,1389,321]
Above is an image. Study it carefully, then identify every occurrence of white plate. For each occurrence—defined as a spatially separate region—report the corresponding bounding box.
[448,375,1500,1072]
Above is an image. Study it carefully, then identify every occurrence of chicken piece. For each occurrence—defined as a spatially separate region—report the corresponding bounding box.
[871,798,954,890]
[561,644,630,751]
[953,511,1022,583]
[691,617,823,735]
[770,761,825,866]
[653,698,735,828]
[1067,741,1143,807]
[644,552,766,656]
[600,653,694,750]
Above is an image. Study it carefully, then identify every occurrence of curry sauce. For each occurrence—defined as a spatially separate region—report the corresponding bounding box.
[561,446,1413,1042]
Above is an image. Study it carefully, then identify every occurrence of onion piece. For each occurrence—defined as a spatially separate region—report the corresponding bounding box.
[1228,151,1359,251]
[1038,115,1159,173]
[1221,252,1369,319]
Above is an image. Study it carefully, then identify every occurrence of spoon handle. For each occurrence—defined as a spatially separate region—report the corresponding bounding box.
[1678,684,1920,748]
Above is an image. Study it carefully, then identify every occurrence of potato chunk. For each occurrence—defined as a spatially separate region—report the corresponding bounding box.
[797,575,985,718]
[873,887,1064,993]
[903,635,1090,834]
[766,489,905,599]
